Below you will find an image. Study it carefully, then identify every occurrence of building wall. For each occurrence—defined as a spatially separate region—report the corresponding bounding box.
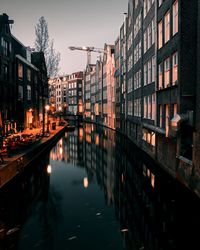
[0,14,15,133]
[193,1,200,172]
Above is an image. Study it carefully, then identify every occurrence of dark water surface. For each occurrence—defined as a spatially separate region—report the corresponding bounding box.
[0,124,200,250]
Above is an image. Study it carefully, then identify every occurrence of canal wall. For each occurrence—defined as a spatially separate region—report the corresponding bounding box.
[0,126,66,189]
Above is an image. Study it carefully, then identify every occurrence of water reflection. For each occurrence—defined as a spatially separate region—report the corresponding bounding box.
[0,124,200,250]
[0,155,51,249]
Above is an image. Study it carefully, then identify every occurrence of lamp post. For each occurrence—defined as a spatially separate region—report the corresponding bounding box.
[58,106,62,125]
[45,105,50,133]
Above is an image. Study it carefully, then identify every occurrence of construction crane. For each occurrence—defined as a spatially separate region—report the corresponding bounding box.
[68,46,104,65]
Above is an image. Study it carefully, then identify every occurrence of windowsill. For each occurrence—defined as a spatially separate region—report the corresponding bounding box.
[157,84,178,91]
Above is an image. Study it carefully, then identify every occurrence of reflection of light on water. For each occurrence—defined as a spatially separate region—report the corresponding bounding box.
[47,164,52,174]
[83,177,88,188]
[59,139,63,145]
[95,134,99,145]
[79,128,83,139]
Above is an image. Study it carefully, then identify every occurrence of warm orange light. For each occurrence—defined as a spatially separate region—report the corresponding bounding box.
[95,135,99,145]
[151,173,155,188]
[86,134,91,143]
[83,177,89,188]
[47,164,52,174]
[79,128,83,138]
[45,105,50,111]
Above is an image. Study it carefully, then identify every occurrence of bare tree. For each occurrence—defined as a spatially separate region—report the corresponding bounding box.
[35,16,49,54]
[35,16,60,77]
[46,40,60,77]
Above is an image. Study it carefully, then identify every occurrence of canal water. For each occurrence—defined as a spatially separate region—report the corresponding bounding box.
[0,124,200,250]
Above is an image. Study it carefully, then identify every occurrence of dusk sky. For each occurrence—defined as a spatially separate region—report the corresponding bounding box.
[1,0,128,75]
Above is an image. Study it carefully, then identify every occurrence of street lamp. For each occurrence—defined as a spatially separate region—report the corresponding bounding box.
[45,105,50,133]
[58,106,62,125]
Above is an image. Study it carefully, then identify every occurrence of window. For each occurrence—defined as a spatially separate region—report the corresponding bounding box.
[159,105,163,127]
[127,78,133,93]
[159,63,163,89]
[172,52,178,85]
[144,96,148,118]
[165,11,170,43]
[147,24,152,49]
[173,103,177,117]
[144,0,147,17]
[138,70,141,88]
[164,58,170,87]
[152,18,155,44]
[152,94,156,121]
[18,85,23,99]
[166,105,170,129]
[139,41,141,59]
[2,40,9,57]
[128,101,133,116]
[34,75,37,84]
[3,65,8,81]
[152,56,156,82]
[144,63,148,85]
[148,95,152,119]
[18,63,23,79]
[144,31,147,53]
[158,20,163,49]
[134,98,141,117]
[147,0,151,12]
[173,0,178,35]
[135,0,138,9]
[27,69,31,81]
[27,85,31,100]
[148,60,152,84]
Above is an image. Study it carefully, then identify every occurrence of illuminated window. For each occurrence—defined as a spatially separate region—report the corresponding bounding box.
[144,96,148,118]
[166,105,170,129]
[27,69,31,81]
[158,20,163,49]
[18,63,23,79]
[173,0,178,35]
[164,57,170,87]
[151,133,156,146]
[148,95,152,119]
[158,63,163,89]
[173,103,177,117]
[165,11,170,43]
[172,52,178,85]
[159,105,163,127]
